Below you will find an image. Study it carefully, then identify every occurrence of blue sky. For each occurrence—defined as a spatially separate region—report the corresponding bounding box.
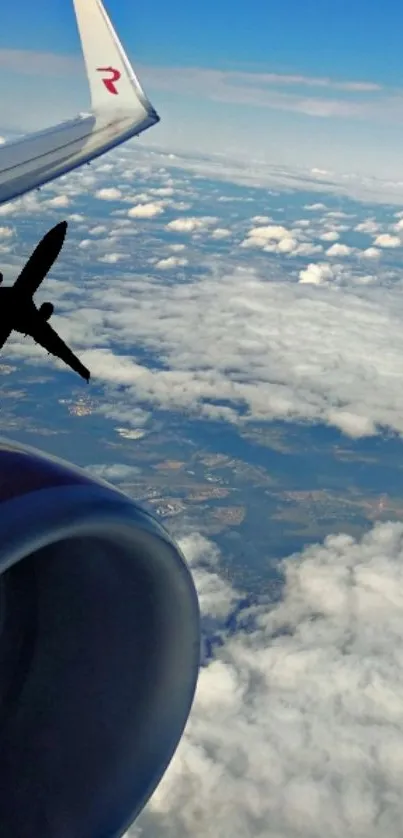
[2,0,403,177]
[4,0,403,83]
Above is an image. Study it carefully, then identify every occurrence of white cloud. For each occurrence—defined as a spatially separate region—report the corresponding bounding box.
[304,202,327,210]
[326,210,352,219]
[95,187,123,201]
[150,187,175,196]
[169,244,186,252]
[326,243,352,257]
[94,163,115,174]
[98,253,126,263]
[58,255,403,438]
[45,194,70,208]
[319,230,340,241]
[137,521,403,838]
[166,217,218,233]
[292,242,323,256]
[86,463,141,482]
[9,157,403,441]
[170,201,193,211]
[128,202,165,218]
[242,225,299,254]
[298,262,338,284]
[359,247,381,260]
[211,228,232,239]
[354,219,380,234]
[156,256,189,269]
[89,225,108,236]
[271,236,298,253]
[374,234,401,248]
[246,224,290,242]
[241,224,322,257]
[0,226,13,239]
[124,192,152,204]
[311,167,331,175]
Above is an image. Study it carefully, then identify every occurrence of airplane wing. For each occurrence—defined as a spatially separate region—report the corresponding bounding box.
[13,222,68,296]
[29,319,90,382]
[0,0,160,208]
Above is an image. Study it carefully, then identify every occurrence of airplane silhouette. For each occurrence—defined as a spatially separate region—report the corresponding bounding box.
[0,221,90,382]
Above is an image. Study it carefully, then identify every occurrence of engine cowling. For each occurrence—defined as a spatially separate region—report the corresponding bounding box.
[39,302,54,320]
[0,438,200,838]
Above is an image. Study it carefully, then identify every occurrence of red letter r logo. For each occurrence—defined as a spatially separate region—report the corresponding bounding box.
[96,66,121,95]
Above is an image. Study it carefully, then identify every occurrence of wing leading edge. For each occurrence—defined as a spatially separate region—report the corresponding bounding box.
[13,221,68,296]
[0,0,160,207]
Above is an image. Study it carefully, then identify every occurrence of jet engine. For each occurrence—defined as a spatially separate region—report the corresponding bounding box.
[39,302,54,320]
[0,438,200,838]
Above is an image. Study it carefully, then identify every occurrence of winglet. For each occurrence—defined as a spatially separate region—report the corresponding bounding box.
[72,0,159,126]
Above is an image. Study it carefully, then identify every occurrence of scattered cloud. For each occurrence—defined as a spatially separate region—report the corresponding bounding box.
[5,151,403,442]
[359,247,381,260]
[298,262,338,285]
[241,224,322,257]
[47,255,403,439]
[86,463,141,482]
[166,217,218,233]
[98,253,126,264]
[128,202,165,218]
[374,234,401,248]
[319,230,339,241]
[155,256,189,269]
[326,243,352,257]
[0,226,13,239]
[89,225,108,236]
[304,203,327,211]
[95,187,123,201]
[211,228,232,239]
[45,194,70,208]
[354,219,380,234]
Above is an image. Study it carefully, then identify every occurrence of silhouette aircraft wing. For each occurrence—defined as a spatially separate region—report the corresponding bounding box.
[0,322,13,352]
[30,320,90,381]
[0,0,159,208]
[13,222,68,296]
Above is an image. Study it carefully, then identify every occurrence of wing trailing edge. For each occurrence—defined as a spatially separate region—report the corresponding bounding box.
[0,0,160,207]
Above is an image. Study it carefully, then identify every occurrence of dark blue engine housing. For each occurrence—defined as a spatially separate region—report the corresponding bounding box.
[0,438,200,838]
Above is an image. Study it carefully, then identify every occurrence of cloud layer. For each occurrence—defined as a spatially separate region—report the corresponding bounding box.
[135,521,403,838]
[4,152,403,440]
[74,263,403,438]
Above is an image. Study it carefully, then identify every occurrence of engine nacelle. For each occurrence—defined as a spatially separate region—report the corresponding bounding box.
[0,438,200,837]
[39,302,54,320]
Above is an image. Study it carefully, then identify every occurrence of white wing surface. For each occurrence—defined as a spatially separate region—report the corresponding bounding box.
[0,0,160,206]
